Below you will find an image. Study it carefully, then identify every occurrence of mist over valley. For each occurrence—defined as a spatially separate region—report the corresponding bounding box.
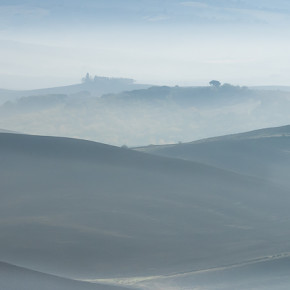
[1,78,290,146]
[2,0,290,288]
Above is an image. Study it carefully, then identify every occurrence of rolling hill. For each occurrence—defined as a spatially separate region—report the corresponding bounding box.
[136,125,290,186]
[1,132,290,288]
[0,261,130,290]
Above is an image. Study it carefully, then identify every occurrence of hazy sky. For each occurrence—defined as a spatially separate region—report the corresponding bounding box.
[1,0,290,89]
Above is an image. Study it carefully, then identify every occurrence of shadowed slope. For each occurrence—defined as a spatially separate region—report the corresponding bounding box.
[0,261,131,290]
[136,125,290,185]
[1,133,290,280]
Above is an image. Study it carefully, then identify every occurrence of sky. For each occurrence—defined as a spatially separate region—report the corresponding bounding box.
[1,0,290,89]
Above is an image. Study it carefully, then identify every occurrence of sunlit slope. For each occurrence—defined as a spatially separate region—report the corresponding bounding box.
[1,133,290,279]
[135,255,290,290]
[0,261,130,290]
[136,125,290,185]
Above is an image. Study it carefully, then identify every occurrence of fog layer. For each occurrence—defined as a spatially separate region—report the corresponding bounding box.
[1,82,290,146]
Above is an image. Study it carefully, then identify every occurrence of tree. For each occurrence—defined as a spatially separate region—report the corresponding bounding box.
[209,80,221,87]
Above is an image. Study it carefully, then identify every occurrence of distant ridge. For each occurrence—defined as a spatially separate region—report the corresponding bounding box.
[191,124,290,143]
[251,86,290,91]
[135,124,290,185]
[0,76,150,104]
[0,128,18,134]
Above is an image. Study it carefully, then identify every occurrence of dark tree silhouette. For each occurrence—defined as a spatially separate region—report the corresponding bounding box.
[209,80,221,87]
